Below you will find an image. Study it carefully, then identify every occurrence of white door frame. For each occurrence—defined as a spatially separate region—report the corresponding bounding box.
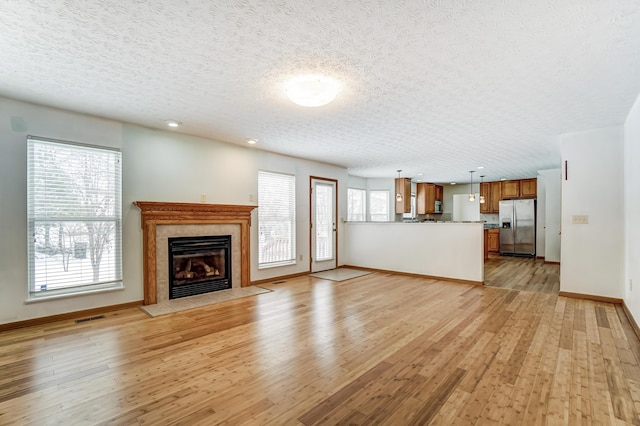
[310,177,338,272]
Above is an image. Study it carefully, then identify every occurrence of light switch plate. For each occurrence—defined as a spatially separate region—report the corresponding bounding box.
[572,215,588,224]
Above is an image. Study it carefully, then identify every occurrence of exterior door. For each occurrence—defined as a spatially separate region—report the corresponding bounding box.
[311,178,337,272]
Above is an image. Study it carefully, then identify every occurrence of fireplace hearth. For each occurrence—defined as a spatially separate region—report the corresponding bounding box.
[168,235,231,299]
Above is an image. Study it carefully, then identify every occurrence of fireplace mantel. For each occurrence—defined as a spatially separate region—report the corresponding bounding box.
[134,201,257,305]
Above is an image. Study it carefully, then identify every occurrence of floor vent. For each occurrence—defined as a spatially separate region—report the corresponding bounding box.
[272,281,286,285]
[75,315,106,324]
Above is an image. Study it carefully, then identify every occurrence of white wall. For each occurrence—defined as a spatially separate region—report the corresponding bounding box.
[443,184,471,215]
[347,175,367,190]
[0,98,130,324]
[624,92,640,324]
[535,173,546,258]
[0,97,348,324]
[452,194,480,221]
[344,222,484,282]
[559,126,624,298]
[538,169,562,262]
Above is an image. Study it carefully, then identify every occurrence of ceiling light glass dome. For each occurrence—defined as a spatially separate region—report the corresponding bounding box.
[285,75,341,107]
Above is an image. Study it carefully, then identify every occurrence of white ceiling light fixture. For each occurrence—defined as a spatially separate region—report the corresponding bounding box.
[245,138,258,145]
[285,74,341,107]
[164,119,182,128]
[468,170,476,202]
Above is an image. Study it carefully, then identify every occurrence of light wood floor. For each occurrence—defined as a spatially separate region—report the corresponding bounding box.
[485,255,560,294]
[2,272,640,425]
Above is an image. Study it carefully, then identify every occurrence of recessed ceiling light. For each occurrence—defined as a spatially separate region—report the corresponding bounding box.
[450,182,457,185]
[285,74,341,107]
[417,173,423,176]
[245,138,258,145]
[501,178,507,181]
[477,166,484,169]
[164,119,182,128]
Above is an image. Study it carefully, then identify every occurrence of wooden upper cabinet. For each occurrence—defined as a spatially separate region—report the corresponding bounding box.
[435,185,443,202]
[416,183,442,214]
[395,178,411,214]
[501,180,520,199]
[480,182,491,213]
[416,182,427,214]
[490,181,501,213]
[520,178,537,198]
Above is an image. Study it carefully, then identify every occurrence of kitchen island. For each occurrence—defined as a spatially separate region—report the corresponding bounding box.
[343,221,484,284]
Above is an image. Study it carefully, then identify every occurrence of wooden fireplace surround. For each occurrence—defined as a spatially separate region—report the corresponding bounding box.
[134,202,257,305]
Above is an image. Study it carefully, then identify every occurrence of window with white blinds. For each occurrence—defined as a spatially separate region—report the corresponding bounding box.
[347,188,366,221]
[369,190,390,222]
[258,171,296,268]
[27,136,123,298]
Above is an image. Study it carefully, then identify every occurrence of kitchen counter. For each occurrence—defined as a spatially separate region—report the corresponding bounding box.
[347,221,500,230]
[344,221,483,284]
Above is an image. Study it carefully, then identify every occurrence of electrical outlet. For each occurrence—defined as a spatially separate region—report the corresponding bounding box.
[200,194,207,203]
[572,215,588,224]
[299,254,303,261]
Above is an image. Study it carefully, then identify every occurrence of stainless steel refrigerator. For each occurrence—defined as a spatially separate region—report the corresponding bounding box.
[499,199,536,257]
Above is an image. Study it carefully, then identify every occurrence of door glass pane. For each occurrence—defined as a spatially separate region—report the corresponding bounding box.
[315,183,333,261]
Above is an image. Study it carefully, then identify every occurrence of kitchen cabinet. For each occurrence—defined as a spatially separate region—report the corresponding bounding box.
[480,183,491,213]
[520,178,537,198]
[501,180,520,199]
[395,178,411,214]
[417,182,443,214]
[490,181,501,212]
[480,182,501,213]
[500,178,537,200]
[488,228,500,252]
[435,185,443,202]
[484,229,489,260]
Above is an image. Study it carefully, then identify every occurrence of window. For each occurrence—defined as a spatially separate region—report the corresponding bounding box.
[347,188,366,221]
[369,190,390,222]
[27,136,123,298]
[258,171,296,268]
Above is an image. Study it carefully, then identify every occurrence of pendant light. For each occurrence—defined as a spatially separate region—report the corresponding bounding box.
[396,170,403,202]
[479,175,486,204]
[468,170,476,202]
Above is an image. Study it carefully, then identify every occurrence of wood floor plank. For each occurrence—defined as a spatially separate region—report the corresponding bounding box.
[1,270,640,424]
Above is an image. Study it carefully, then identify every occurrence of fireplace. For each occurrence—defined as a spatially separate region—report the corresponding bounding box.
[133,202,257,305]
[168,235,232,299]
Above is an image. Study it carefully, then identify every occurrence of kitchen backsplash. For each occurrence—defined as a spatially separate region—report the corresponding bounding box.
[481,213,499,224]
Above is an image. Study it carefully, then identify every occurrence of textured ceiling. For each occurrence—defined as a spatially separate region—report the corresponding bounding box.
[1,0,640,183]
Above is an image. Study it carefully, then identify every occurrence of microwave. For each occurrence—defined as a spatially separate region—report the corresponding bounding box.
[434,200,443,214]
